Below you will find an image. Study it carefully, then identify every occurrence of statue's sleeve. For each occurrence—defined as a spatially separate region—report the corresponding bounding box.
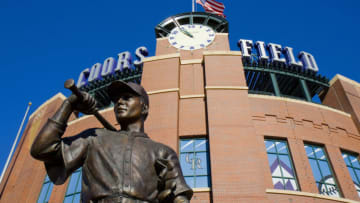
[45,128,95,185]
[163,147,193,200]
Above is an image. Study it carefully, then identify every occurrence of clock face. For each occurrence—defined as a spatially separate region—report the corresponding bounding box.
[168,24,215,50]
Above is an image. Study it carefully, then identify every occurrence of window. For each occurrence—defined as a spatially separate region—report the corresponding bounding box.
[342,151,360,197]
[304,144,341,197]
[63,168,82,203]
[264,139,299,191]
[37,175,54,203]
[180,138,211,188]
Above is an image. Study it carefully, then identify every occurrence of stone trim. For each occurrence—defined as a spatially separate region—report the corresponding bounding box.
[205,86,248,90]
[29,93,66,120]
[148,88,180,95]
[193,187,211,192]
[203,50,242,56]
[143,53,180,63]
[330,74,360,87]
[266,189,360,203]
[181,59,203,65]
[180,94,205,99]
[156,37,168,41]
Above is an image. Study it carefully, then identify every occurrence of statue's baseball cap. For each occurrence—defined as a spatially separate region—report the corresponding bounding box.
[107,81,149,106]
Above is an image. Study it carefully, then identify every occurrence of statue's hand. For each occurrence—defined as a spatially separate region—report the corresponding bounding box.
[67,92,97,115]
[174,196,190,203]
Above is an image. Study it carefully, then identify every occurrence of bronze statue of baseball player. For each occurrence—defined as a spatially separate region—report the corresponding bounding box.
[31,80,193,203]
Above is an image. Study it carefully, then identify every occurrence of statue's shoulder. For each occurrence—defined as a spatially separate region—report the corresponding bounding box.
[70,128,111,141]
[89,128,127,142]
[147,140,177,155]
[92,128,126,137]
[62,128,101,146]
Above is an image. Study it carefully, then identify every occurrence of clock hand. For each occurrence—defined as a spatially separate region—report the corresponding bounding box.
[171,17,193,38]
[180,27,194,38]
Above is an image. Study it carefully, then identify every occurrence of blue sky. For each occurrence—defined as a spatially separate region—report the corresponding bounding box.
[0,0,359,174]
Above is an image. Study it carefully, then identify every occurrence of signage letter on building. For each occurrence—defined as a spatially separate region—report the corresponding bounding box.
[268,43,286,66]
[283,47,302,67]
[299,51,319,72]
[115,51,132,71]
[255,41,269,64]
[101,57,116,77]
[134,46,149,67]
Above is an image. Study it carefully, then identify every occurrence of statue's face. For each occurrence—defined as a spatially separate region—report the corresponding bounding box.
[114,92,143,123]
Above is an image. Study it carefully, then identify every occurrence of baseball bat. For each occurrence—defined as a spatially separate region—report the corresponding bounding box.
[64,79,117,131]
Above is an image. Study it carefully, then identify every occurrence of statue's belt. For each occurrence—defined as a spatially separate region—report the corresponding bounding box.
[94,195,150,203]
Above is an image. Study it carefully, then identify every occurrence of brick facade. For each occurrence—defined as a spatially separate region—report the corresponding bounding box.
[1,33,360,203]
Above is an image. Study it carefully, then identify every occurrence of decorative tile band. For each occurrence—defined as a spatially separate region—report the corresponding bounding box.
[248,94,351,117]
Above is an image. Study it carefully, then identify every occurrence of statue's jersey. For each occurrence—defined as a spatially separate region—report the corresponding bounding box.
[44,128,192,203]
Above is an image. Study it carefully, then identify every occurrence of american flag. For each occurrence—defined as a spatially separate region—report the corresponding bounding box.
[196,0,226,17]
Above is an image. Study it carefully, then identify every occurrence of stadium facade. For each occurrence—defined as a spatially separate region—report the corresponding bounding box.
[1,12,360,203]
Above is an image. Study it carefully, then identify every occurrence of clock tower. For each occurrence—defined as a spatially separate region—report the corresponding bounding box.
[154,12,230,58]
[141,12,244,148]
[141,12,248,202]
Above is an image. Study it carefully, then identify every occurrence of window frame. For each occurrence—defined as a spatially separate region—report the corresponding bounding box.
[304,143,341,197]
[264,138,300,191]
[179,137,211,188]
[341,150,360,196]
[37,175,54,203]
[63,168,82,203]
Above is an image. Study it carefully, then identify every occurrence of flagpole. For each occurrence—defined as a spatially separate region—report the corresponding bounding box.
[192,0,195,12]
[0,102,32,184]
